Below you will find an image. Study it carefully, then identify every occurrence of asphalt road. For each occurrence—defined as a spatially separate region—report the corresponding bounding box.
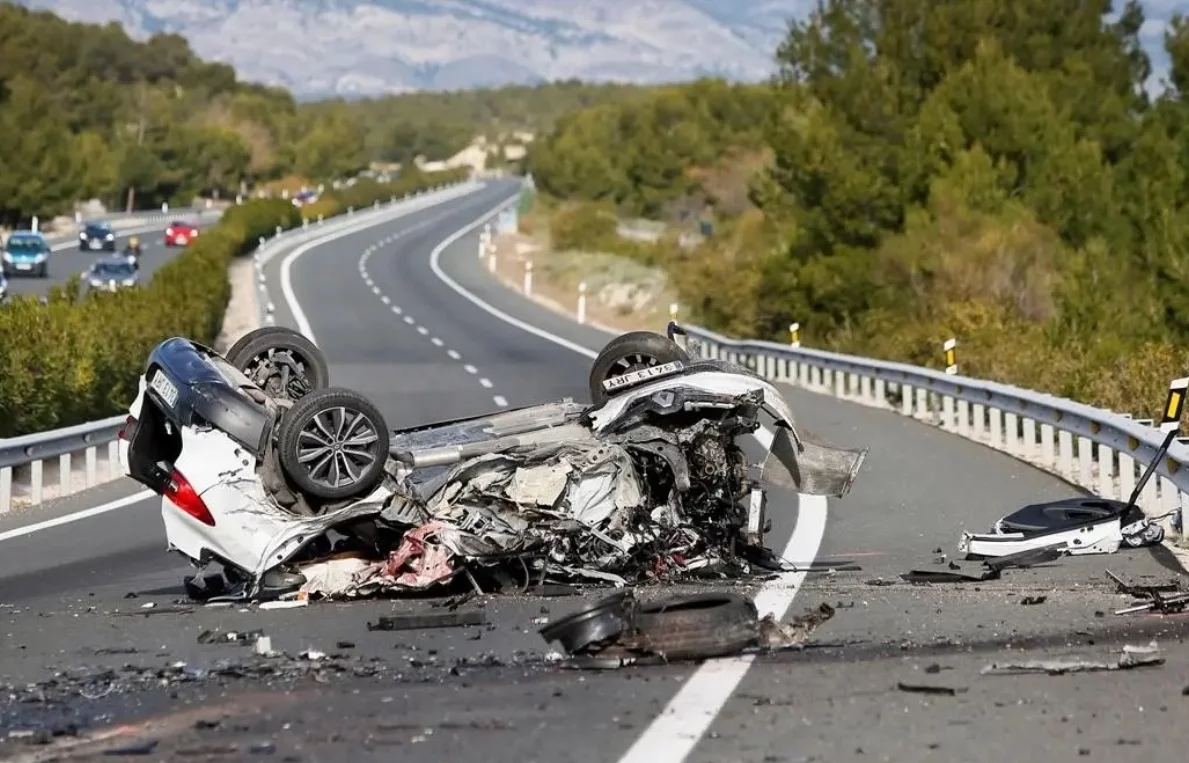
[1,180,1187,762]
[3,214,213,299]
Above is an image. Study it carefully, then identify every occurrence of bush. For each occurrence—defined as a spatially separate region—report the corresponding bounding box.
[0,167,471,436]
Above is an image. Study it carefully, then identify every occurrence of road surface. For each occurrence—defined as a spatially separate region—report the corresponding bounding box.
[1,180,1185,763]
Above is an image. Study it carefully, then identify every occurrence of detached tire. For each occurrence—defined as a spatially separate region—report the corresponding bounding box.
[226,327,329,402]
[589,331,690,405]
[631,593,759,661]
[276,387,390,501]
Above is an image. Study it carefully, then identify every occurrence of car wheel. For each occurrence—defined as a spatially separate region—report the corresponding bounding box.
[38,263,48,278]
[225,327,329,401]
[589,330,690,405]
[276,387,390,501]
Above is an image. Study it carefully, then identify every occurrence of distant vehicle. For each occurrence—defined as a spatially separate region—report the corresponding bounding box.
[79,220,117,251]
[2,231,51,278]
[164,220,199,247]
[87,256,140,292]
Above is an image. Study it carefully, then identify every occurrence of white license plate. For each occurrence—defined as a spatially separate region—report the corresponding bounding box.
[150,370,179,408]
[14,263,31,270]
[602,360,685,392]
[90,240,101,249]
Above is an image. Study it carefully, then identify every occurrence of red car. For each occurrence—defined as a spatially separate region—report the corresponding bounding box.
[164,220,199,247]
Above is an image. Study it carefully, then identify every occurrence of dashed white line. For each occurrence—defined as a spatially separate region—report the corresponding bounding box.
[447,349,460,360]
[463,364,477,374]
[380,295,390,304]
[431,337,443,346]
[478,377,492,388]
[492,395,508,407]
[404,316,414,324]
[392,306,402,315]
[416,326,428,335]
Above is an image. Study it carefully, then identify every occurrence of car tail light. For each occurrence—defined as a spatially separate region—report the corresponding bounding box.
[118,415,136,440]
[164,469,215,526]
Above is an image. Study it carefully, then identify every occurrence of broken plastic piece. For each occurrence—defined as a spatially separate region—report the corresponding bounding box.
[981,650,1164,675]
[366,609,486,632]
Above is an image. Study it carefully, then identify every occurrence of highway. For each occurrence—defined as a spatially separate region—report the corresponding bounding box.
[1,181,1187,762]
[3,214,212,299]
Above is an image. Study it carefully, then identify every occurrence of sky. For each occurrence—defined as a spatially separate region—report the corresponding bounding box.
[1130,0,1178,94]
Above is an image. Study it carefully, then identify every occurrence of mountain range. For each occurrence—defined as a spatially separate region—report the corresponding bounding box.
[16,0,810,97]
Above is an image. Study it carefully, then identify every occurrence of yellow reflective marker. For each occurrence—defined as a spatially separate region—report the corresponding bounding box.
[1160,376,1189,433]
[943,338,957,375]
[789,322,800,348]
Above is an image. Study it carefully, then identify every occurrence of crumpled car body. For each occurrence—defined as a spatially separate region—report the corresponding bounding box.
[122,335,867,600]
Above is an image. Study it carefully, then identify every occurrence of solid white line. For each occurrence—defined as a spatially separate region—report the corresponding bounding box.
[479,377,492,388]
[493,395,508,407]
[0,490,154,543]
[425,196,830,763]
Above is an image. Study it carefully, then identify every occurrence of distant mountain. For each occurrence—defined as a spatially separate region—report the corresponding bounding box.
[15,0,811,97]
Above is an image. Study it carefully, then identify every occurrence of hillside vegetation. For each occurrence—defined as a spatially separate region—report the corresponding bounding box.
[527,0,1189,417]
[0,2,646,225]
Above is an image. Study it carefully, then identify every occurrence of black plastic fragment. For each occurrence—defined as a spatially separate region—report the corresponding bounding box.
[897,682,966,696]
[367,609,486,631]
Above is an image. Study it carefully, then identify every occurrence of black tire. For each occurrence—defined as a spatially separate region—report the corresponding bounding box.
[630,593,760,661]
[225,327,329,401]
[589,330,690,405]
[38,263,47,278]
[276,387,390,501]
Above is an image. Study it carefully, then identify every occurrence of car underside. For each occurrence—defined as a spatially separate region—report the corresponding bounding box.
[121,327,868,602]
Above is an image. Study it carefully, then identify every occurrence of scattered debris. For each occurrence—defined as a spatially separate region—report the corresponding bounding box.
[367,610,486,632]
[197,630,265,646]
[897,682,967,696]
[102,739,159,756]
[1107,570,1189,615]
[982,645,1165,675]
[539,590,835,667]
[258,600,308,610]
[1020,596,1047,606]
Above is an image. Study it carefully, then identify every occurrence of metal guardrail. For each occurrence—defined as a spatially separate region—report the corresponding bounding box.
[674,324,1187,543]
[0,180,476,513]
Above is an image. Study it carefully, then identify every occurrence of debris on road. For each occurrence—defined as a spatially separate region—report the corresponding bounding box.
[897,682,967,696]
[197,629,264,645]
[981,643,1165,675]
[366,610,487,631]
[1107,569,1189,615]
[538,590,836,667]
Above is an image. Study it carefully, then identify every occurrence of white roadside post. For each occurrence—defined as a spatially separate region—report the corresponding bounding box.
[577,281,588,324]
[31,215,38,232]
[523,259,533,296]
[488,241,497,273]
[942,337,958,430]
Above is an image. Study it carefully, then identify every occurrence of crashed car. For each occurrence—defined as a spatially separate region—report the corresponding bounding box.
[120,326,868,601]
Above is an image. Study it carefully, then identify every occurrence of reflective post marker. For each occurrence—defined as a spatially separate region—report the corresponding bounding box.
[523,259,533,295]
[669,302,679,322]
[577,281,587,325]
[1160,377,1189,433]
[944,338,958,375]
[789,322,800,348]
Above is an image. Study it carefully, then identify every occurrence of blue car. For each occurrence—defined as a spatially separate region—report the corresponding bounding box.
[2,231,51,278]
[79,220,117,251]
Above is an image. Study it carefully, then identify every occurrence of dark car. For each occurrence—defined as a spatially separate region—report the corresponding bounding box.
[79,220,117,252]
[87,256,140,292]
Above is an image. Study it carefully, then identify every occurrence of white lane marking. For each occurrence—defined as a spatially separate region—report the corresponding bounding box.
[463,364,477,374]
[431,337,443,347]
[392,306,402,314]
[278,182,485,342]
[404,316,414,324]
[493,395,508,407]
[479,377,492,388]
[417,326,428,335]
[426,198,830,762]
[447,349,461,360]
[381,295,390,305]
[0,490,154,543]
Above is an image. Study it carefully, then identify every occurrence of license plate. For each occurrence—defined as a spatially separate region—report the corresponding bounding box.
[602,360,685,392]
[90,240,101,249]
[150,370,179,408]
[14,263,30,270]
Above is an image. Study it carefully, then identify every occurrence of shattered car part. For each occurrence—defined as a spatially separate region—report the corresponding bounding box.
[959,497,1164,559]
[121,329,869,600]
[539,590,836,665]
[981,647,1165,675]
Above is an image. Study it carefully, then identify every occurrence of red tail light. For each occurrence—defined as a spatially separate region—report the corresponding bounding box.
[118,415,136,440]
[164,469,215,526]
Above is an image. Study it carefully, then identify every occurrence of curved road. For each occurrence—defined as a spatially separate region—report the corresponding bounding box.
[1,181,1186,762]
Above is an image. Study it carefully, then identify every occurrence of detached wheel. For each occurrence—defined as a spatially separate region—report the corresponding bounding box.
[589,330,690,405]
[276,388,390,501]
[226,327,329,402]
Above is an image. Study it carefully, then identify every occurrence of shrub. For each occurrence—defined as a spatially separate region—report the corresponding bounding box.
[0,167,471,436]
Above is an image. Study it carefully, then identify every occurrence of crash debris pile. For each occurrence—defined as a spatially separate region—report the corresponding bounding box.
[288,387,865,601]
[537,590,837,668]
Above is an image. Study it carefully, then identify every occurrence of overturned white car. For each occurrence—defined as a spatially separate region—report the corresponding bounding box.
[120,326,868,601]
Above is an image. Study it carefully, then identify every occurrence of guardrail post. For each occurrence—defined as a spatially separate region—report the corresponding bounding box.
[85,447,97,488]
[1077,436,1092,486]
[901,385,913,416]
[989,408,1003,449]
[1118,452,1135,504]
[1021,417,1036,459]
[523,260,533,295]
[956,399,969,435]
[914,388,928,420]
[859,375,872,402]
[576,281,587,324]
[0,467,10,514]
[942,394,955,430]
[1096,443,1115,499]
[1040,423,1055,469]
[108,441,120,480]
[59,453,70,496]
[1004,412,1019,455]
[30,460,42,505]
[1160,476,1178,518]
[971,403,985,441]
[1058,429,1074,480]
[873,378,886,406]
